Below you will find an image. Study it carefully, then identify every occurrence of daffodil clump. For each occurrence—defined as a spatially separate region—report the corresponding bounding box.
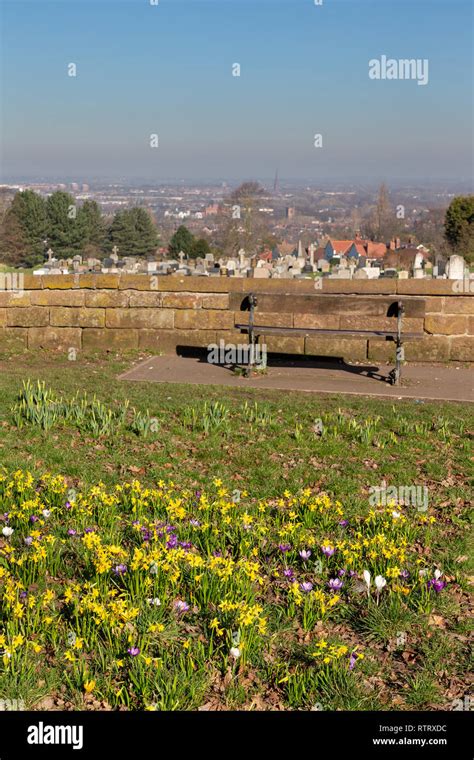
[0,471,443,709]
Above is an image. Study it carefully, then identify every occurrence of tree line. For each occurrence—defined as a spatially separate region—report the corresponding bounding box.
[0,187,472,268]
[0,190,161,268]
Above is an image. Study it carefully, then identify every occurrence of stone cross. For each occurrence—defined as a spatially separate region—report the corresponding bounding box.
[178,251,186,265]
[47,248,54,262]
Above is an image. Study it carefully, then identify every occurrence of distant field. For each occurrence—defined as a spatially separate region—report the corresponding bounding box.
[0,352,472,711]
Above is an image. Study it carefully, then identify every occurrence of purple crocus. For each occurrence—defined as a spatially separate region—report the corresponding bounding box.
[84,527,94,534]
[174,600,190,613]
[399,569,410,579]
[300,582,313,593]
[189,519,200,527]
[339,520,348,527]
[113,564,127,575]
[349,651,359,671]
[179,541,192,550]
[338,568,346,577]
[127,647,140,657]
[166,535,178,549]
[299,549,311,560]
[30,515,39,523]
[24,536,33,546]
[67,529,77,536]
[65,502,71,510]
[321,545,335,557]
[279,543,291,553]
[427,578,446,593]
[328,578,343,591]
[283,568,295,580]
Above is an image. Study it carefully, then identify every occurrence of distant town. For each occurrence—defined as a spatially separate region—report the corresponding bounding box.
[0,179,472,282]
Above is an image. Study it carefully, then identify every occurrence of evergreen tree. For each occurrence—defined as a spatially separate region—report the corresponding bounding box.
[168,225,195,257]
[444,196,474,263]
[107,207,159,257]
[0,190,47,266]
[77,200,105,255]
[46,191,83,257]
[191,237,211,258]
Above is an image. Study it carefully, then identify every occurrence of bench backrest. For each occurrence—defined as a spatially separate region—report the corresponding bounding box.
[230,293,426,318]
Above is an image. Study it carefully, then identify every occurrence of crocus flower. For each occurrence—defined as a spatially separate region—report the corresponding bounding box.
[375,575,386,592]
[30,515,39,523]
[230,647,241,659]
[299,549,311,560]
[113,564,127,575]
[166,535,178,549]
[42,509,50,518]
[300,582,313,593]
[363,570,371,589]
[174,600,189,613]
[339,520,348,527]
[400,569,410,579]
[67,529,77,536]
[24,536,33,546]
[338,569,346,576]
[127,647,140,657]
[65,501,71,510]
[2,526,13,537]
[321,545,335,557]
[147,597,161,606]
[329,578,343,591]
[349,651,362,671]
[283,568,294,580]
[428,578,446,593]
[189,519,200,527]
[434,569,443,580]
[279,543,291,553]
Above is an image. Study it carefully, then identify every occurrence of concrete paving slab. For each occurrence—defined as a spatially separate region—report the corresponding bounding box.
[118,353,473,403]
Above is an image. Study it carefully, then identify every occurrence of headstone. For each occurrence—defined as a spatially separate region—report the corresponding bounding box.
[253,267,270,278]
[447,254,465,280]
[398,270,409,279]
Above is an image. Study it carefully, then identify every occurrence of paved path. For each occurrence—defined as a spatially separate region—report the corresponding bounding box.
[118,354,473,403]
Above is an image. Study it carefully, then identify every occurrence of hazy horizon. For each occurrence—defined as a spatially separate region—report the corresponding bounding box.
[1,0,473,183]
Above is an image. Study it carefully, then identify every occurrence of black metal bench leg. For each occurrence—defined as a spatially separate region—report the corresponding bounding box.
[245,293,257,378]
[392,301,405,386]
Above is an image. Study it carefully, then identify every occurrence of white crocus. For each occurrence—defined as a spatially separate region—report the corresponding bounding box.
[363,570,371,588]
[434,569,443,580]
[230,647,241,659]
[375,575,387,591]
[42,509,50,518]
[392,510,401,519]
[2,527,13,537]
[147,597,161,606]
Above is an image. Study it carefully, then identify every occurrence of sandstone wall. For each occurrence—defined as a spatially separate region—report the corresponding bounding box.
[0,274,472,363]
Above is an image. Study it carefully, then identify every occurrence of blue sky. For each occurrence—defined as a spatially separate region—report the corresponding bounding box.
[0,0,472,182]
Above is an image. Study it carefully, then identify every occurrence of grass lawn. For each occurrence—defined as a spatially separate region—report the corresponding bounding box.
[0,351,472,711]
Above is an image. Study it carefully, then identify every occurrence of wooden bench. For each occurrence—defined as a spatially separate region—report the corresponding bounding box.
[233,292,426,385]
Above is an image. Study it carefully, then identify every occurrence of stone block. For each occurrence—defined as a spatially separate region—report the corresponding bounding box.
[7,306,49,327]
[50,307,105,328]
[106,308,174,329]
[305,336,367,361]
[28,327,81,350]
[424,315,468,336]
[82,328,138,350]
[85,291,129,308]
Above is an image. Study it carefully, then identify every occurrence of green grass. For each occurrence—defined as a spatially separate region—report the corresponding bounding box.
[0,350,472,711]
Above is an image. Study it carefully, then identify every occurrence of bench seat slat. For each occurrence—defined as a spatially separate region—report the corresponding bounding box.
[235,324,423,339]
